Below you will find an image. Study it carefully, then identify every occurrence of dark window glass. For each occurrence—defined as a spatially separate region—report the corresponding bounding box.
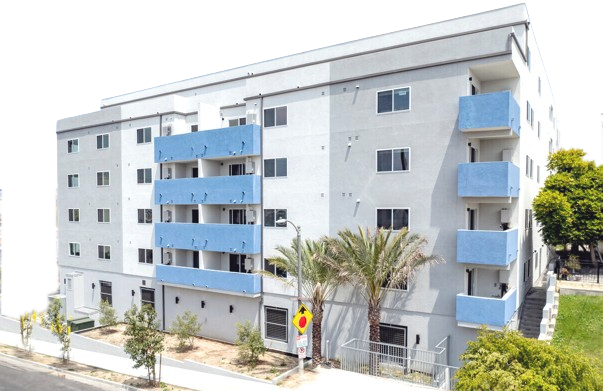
[392,209,409,230]
[264,209,275,227]
[264,108,275,127]
[275,158,287,177]
[275,106,287,126]
[265,307,288,342]
[141,288,155,309]
[264,159,275,177]
[377,150,392,172]
[377,90,393,113]
[264,258,287,278]
[100,281,112,305]
[393,88,410,111]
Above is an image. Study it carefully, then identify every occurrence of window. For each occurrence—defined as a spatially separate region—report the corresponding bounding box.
[100,281,112,305]
[537,165,540,183]
[68,208,80,222]
[229,117,246,127]
[229,209,247,225]
[377,148,410,172]
[68,174,79,188]
[526,101,531,122]
[526,156,534,178]
[538,122,541,139]
[526,47,531,70]
[538,77,542,95]
[377,208,409,230]
[137,127,152,144]
[137,209,152,224]
[377,87,410,113]
[264,209,287,227]
[138,248,153,264]
[98,245,111,260]
[69,242,80,257]
[525,209,533,231]
[137,168,152,184]
[264,258,287,278]
[229,163,246,176]
[97,134,109,149]
[141,288,155,309]
[97,209,110,223]
[230,254,252,273]
[265,307,287,342]
[264,106,287,127]
[97,171,110,186]
[191,124,198,132]
[264,158,287,177]
[67,139,79,153]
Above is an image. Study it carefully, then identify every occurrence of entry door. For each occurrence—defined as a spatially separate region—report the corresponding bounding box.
[192,209,199,223]
[468,209,477,230]
[467,269,474,296]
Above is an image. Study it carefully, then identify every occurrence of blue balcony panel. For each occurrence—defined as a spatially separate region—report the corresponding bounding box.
[155,175,261,205]
[456,288,517,328]
[458,162,520,198]
[154,124,260,163]
[457,228,518,267]
[156,265,260,297]
[459,91,520,136]
[156,223,261,254]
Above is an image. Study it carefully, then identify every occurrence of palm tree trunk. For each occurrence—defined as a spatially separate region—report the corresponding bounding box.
[311,304,323,367]
[368,302,381,376]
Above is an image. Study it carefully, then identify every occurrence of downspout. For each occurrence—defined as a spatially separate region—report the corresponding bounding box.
[158,114,166,331]
[258,96,264,331]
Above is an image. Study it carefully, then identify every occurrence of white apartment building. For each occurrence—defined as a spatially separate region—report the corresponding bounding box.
[56,4,558,366]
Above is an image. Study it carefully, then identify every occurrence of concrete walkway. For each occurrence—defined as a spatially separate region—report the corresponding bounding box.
[0,314,433,391]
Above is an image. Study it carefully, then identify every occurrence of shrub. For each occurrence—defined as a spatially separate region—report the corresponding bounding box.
[235,321,266,368]
[170,310,202,351]
[98,300,118,332]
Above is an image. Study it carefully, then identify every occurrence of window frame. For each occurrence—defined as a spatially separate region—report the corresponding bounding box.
[137,168,152,184]
[141,288,155,309]
[138,248,153,264]
[67,174,79,188]
[67,139,79,154]
[97,244,111,260]
[377,86,411,114]
[376,208,410,231]
[97,208,111,223]
[100,280,112,305]
[96,171,110,187]
[68,242,81,257]
[265,306,288,342]
[263,209,287,228]
[264,258,287,278]
[96,133,109,150]
[263,106,288,128]
[68,208,80,222]
[376,148,411,173]
[264,158,288,178]
[136,127,152,144]
[137,209,153,224]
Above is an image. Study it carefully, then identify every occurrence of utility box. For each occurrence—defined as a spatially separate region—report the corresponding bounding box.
[69,317,95,332]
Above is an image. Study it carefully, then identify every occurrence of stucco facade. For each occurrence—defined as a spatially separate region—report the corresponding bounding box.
[56,4,557,366]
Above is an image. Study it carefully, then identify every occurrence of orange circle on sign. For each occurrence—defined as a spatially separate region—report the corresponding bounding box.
[299,316,307,328]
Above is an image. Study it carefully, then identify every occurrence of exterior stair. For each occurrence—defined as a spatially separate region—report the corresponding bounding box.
[519,287,547,338]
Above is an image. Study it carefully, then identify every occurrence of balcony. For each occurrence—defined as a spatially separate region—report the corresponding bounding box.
[156,223,261,254]
[456,288,517,328]
[458,91,520,138]
[154,124,260,163]
[458,162,520,198]
[457,228,518,267]
[155,175,261,205]
[156,265,260,297]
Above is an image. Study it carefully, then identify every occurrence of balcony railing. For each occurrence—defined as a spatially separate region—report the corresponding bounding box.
[456,288,517,328]
[458,162,520,198]
[156,223,261,254]
[458,91,520,137]
[156,265,260,296]
[457,228,518,267]
[154,124,260,162]
[155,175,261,205]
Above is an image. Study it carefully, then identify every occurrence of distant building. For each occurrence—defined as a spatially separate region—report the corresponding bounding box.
[56,4,557,366]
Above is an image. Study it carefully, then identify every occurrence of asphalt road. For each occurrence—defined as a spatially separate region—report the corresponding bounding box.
[0,354,123,391]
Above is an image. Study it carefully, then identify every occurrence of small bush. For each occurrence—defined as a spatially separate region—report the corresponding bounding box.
[170,310,202,351]
[235,321,266,368]
[98,300,118,332]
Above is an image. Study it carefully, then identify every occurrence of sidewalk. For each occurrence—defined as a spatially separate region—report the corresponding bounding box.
[0,314,431,391]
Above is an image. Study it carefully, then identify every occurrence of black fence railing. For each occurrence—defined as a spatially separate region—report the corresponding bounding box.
[556,258,602,284]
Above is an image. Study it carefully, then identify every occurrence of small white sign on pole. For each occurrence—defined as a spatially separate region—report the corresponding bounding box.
[297,346,306,358]
[296,335,308,348]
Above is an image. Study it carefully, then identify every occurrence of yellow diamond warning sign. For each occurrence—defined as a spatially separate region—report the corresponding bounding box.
[292,303,313,334]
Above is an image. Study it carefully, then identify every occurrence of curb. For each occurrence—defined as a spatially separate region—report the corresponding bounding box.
[0,351,144,391]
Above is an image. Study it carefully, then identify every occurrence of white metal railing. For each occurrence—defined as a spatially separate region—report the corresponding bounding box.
[340,339,458,389]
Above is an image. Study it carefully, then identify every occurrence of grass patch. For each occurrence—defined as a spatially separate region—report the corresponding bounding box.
[552,295,603,372]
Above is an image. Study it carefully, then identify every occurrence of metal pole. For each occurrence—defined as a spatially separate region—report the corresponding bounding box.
[297,225,303,376]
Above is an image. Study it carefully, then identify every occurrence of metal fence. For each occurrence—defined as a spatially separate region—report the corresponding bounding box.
[340,338,459,389]
[557,258,602,284]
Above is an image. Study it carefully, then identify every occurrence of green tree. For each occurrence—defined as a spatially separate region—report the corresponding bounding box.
[533,149,603,265]
[326,227,442,375]
[235,320,266,368]
[170,310,202,351]
[98,299,118,332]
[456,327,603,390]
[123,305,164,385]
[42,298,71,359]
[267,238,341,366]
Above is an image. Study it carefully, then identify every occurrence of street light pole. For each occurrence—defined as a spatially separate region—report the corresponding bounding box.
[277,218,304,375]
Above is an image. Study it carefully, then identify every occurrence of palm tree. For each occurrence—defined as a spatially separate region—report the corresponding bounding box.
[267,238,342,367]
[326,226,442,375]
